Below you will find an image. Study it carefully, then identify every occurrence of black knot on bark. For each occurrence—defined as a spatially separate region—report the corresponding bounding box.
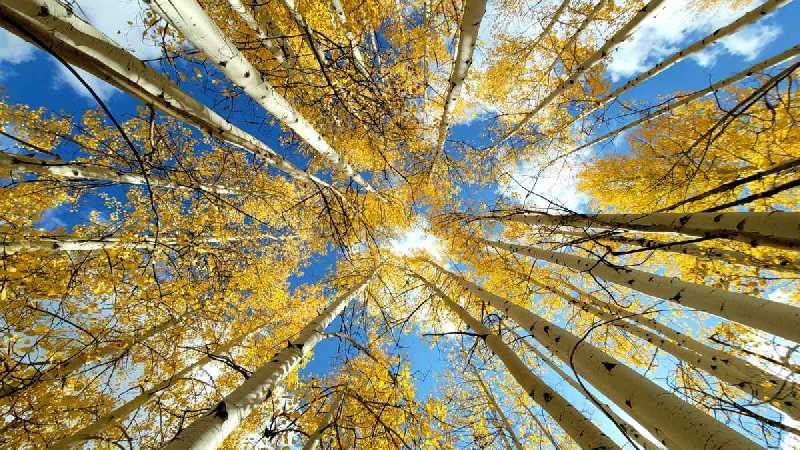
[601,362,617,372]
[543,392,553,402]
[213,401,228,420]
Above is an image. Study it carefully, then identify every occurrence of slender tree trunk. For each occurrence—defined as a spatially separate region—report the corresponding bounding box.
[572,0,789,124]
[527,0,569,53]
[568,44,800,154]
[492,210,800,251]
[227,0,291,68]
[496,0,666,145]
[471,367,525,450]
[430,0,487,178]
[0,0,335,195]
[557,230,800,274]
[482,237,800,343]
[151,0,378,195]
[519,400,561,450]
[0,312,185,398]
[329,0,370,78]
[301,390,345,450]
[163,269,376,449]
[51,326,257,449]
[431,261,762,449]
[414,273,619,449]
[0,151,237,195]
[542,0,606,77]
[1,233,281,254]
[510,329,662,450]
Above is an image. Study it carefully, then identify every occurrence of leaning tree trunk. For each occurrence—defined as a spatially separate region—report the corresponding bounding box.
[0,0,336,196]
[527,0,569,52]
[471,367,525,450]
[481,237,800,342]
[556,229,800,274]
[568,44,800,153]
[0,311,185,398]
[163,269,376,449]
[414,273,619,449]
[487,211,800,251]
[510,329,661,450]
[150,0,379,195]
[571,0,789,125]
[430,0,487,178]
[301,390,345,450]
[52,325,258,449]
[541,0,606,78]
[496,0,666,145]
[431,261,761,449]
[329,0,370,78]
[0,151,237,195]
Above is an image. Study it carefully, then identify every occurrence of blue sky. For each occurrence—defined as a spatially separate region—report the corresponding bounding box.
[2,0,799,447]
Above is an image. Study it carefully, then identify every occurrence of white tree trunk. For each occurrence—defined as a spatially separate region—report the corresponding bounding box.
[415,273,619,449]
[496,211,800,251]
[527,0,569,53]
[430,0,487,177]
[497,0,666,145]
[301,390,345,450]
[557,230,800,274]
[431,261,762,449]
[511,330,664,450]
[329,0,370,78]
[482,238,800,343]
[0,151,237,195]
[569,44,800,153]
[52,326,257,449]
[572,0,789,125]
[471,367,526,450]
[541,0,606,77]
[227,0,291,68]
[0,0,337,195]
[163,269,376,449]
[150,0,379,195]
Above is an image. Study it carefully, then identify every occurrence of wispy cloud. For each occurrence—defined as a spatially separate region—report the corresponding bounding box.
[0,29,37,65]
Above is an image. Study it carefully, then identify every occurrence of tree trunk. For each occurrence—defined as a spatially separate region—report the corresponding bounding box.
[150,0,379,195]
[329,0,370,78]
[431,261,762,449]
[414,273,619,449]
[494,210,800,252]
[430,0,487,177]
[542,0,606,78]
[0,151,237,195]
[527,0,569,53]
[0,0,335,195]
[497,0,666,145]
[163,269,376,449]
[557,230,800,274]
[471,367,525,450]
[51,326,257,449]
[301,390,345,450]
[510,329,662,450]
[482,237,800,342]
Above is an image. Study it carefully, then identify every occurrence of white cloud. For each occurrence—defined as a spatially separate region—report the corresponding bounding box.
[0,29,37,64]
[608,0,781,80]
[54,64,118,103]
[499,150,590,212]
[388,219,443,261]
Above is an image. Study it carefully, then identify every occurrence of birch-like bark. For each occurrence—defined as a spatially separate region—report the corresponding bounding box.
[569,44,800,153]
[0,151,237,195]
[414,273,619,449]
[301,390,345,450]
[534,279,800,421]
[471,367,525,450]
[572,0,789,125]
[557,230,800,274]
[431,261,762,449]
[527,0,569,52]
[430,0,487,177]
[494,211,800,251]
[52,327,256,449]
[150,0,378,195]
[329,0,370,78]
[541,0,606,78]
[227,0,291,68]
[482,237,800,343]
[496,0,666,145]
[511,329,663,450]
[0,0,335,194]
[163,269,376,449]
[1,312,183,398]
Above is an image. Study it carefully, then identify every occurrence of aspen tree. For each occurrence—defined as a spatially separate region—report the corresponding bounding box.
[148,0,379,194]
[301,390,345,450]
[431,260,762,449]
[163,268,376,449]
[470,367,525,450]
[480,237,800,342]
[413,272,619,449]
